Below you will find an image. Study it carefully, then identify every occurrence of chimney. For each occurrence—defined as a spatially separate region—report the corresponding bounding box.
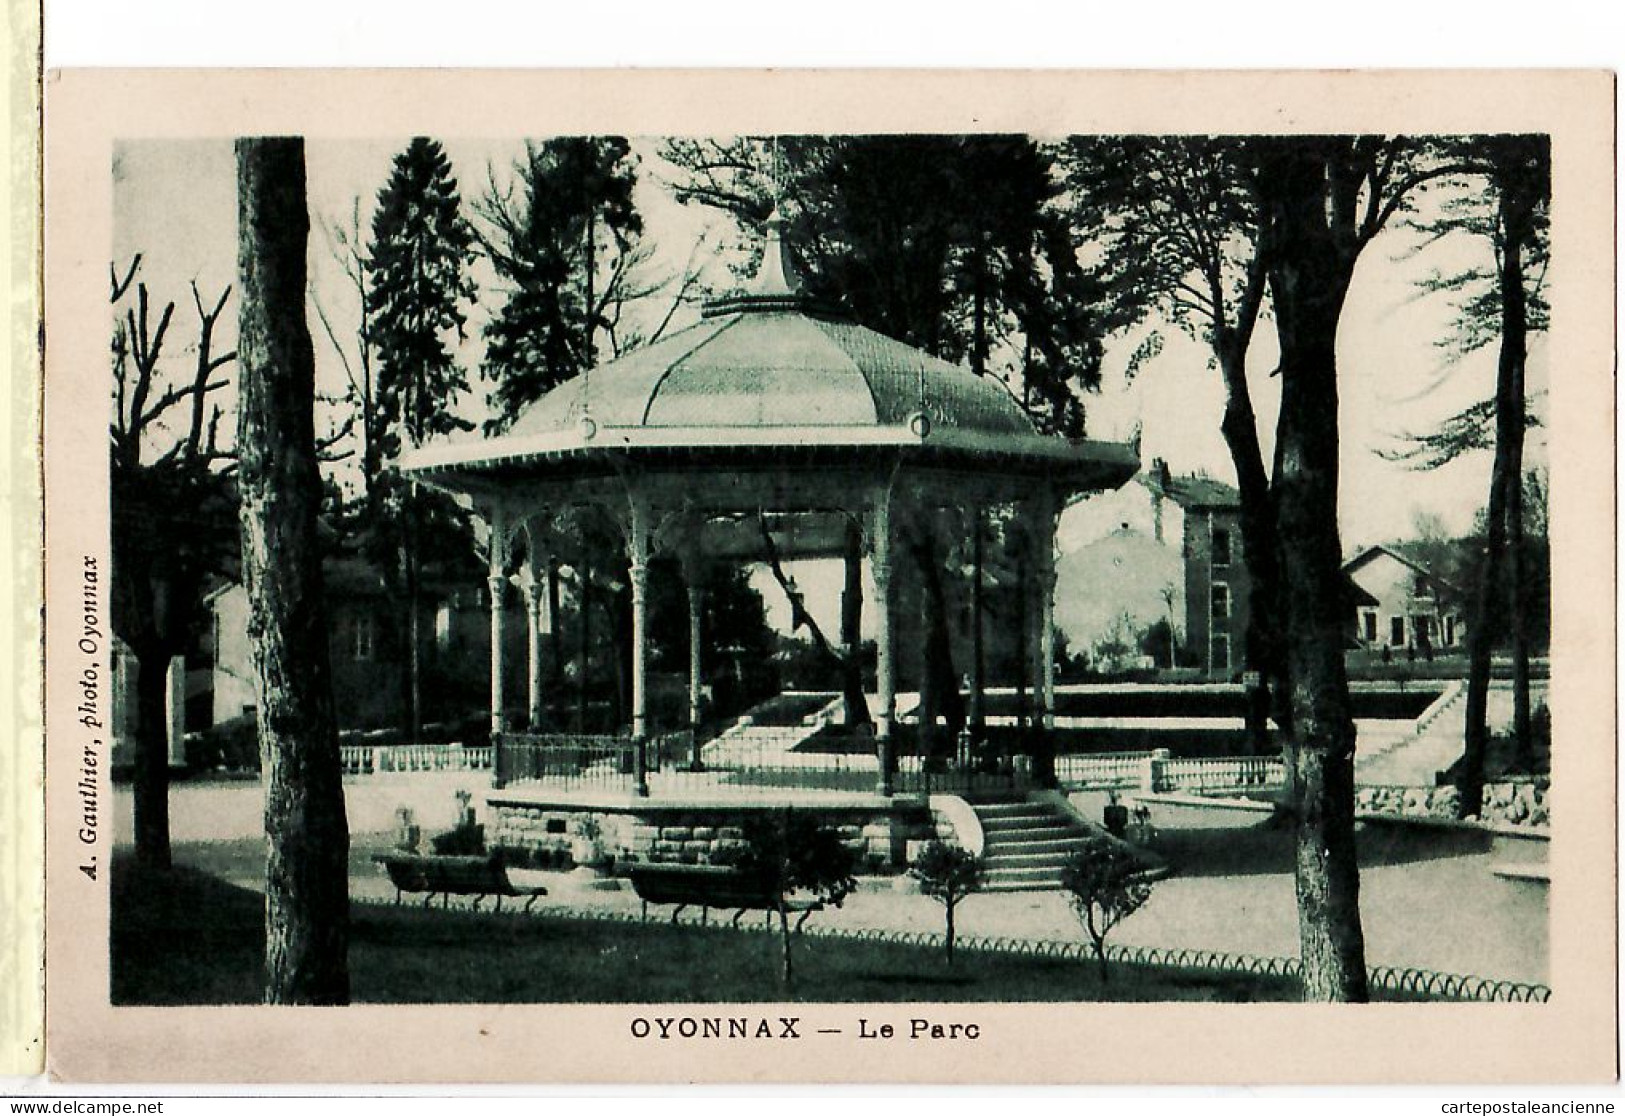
[1150,458,1170,543]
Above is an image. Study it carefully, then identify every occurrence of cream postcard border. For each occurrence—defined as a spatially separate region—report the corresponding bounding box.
[41,68,1618,1084]
[1,0,44,1080]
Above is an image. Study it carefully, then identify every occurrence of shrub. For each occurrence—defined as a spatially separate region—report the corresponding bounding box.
[726,810,857,986]
[430,820,485,856]
[186,714,260,773]
[1061,838,1153,984]
[909,841,986,966]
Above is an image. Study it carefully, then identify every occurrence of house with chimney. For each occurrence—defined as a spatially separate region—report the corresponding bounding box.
[1058,459,1250,677]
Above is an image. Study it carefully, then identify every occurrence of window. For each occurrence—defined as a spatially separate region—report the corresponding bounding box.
[1445,616,1457,646]
[1390,616,1405,646]
[1210,584,1230,622]
[1210,632,1230,672]
[1362,611,1377,643]
[1212,526,1231,570]
[351,613,377,662]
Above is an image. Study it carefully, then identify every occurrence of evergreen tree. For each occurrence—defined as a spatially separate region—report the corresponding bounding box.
[471,138,645,727]
[661,135,1112,426]
[368,137,478,451]
[364,137,479,742]
[476,137,642,429]
[1380,135,1551,797]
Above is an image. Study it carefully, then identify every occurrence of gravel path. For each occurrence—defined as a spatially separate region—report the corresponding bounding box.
[129,779,1548,986]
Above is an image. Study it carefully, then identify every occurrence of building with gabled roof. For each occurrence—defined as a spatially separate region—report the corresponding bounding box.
[1060,458,1249,677]
[1342,544,1466,656]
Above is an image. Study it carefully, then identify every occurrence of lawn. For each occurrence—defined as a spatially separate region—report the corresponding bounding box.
[112,855,1303,1005]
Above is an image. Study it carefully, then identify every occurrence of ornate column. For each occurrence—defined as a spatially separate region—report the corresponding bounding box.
[686,583,705,759]
[1037,487,1058,731]
[520,517,551,731]
[627,492,651,796]
[869,490,896,797]
[487,504,510,738]
[521,577,548,731]
[1032,486,1059,788]
[969,504,985,737]
[674,531,707,770]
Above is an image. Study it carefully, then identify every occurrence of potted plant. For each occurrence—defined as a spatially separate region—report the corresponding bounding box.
[570,815,604,870]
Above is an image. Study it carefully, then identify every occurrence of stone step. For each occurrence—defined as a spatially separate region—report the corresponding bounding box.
[983,865,1069,889]
[982,880,1065,893]
[974,801,1046,816]
[981,850,1077,870]
[978,812,1061,829]
[981,822,1076,841]
[983,837,1089,858]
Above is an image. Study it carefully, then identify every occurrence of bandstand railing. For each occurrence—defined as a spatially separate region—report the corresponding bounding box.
[490,729,1285,799]
[493,733,639,790]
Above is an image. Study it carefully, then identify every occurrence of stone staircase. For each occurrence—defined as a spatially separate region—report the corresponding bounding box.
[1355,681,1470,786]
[972,797,1093,892]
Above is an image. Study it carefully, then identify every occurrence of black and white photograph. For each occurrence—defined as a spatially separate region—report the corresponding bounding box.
[38,69,1616,1084]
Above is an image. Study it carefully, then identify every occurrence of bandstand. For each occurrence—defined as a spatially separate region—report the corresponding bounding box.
[397,216,1138,804]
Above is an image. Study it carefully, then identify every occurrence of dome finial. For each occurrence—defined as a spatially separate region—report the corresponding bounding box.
[751,206,803,298]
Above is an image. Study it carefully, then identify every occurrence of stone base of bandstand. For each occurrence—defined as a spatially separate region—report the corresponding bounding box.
[484,785,947,872]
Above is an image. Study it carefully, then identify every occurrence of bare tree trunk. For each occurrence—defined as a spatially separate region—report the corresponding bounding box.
[910,529,965,759]
[778,905,794,986]
[577,557,592,732]
[1508,473,1533,769]
[1460,459,1508,817]
[131,649,173,868]
[546,557,563,720]
[969,512,985,736]
[1014,553,1029,732]
[236,136,350,1005]
[405,494,423,744]
[839,520,869,730]
[945,900,956,966]
[1461,161,1534,811]
[1260,141,1367,1002]
[1217,346,1289,753]
[1499,168,1534,770]
[917,576,937,761]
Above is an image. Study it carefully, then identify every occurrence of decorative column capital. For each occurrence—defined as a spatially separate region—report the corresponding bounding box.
[487,574,509,601]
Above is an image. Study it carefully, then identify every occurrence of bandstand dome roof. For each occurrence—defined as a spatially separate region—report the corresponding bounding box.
[397,214,1138,500]
[503,304,1034,440]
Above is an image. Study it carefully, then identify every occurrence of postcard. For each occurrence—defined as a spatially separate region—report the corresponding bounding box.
[36,68,1616,1083]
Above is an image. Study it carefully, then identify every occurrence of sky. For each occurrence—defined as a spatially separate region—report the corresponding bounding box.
[111,136,1549,634]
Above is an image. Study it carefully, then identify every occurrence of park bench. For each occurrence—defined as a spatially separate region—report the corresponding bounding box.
[372,850,548,913]
[626,862,822,929]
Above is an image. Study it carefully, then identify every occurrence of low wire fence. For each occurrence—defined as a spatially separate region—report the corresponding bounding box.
[348,893,1551,1003]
